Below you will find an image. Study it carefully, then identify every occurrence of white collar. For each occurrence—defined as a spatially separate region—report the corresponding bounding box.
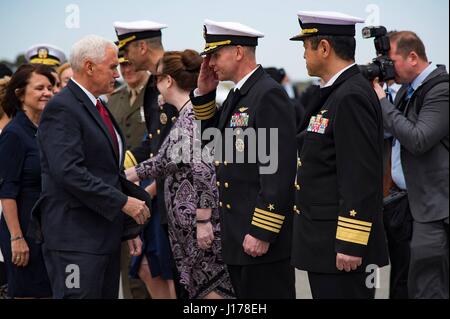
[234,66,260,91]
[322,63,356,88]
[71,77,98,107]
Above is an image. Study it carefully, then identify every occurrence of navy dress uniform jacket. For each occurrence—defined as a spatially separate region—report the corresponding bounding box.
[292,65,389,273]
[191,66,297,265]
[29,80,150,255]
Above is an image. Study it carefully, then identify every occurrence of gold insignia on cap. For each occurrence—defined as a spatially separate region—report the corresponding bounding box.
[118,35,137,49]
[301,28,319,35]
[38,48,48,59]
[204,40,232,50]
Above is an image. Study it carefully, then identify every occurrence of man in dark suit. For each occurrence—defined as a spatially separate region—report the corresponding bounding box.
[289,11,389,299]
[373,31,449,299]
[34,35,150,299]
[191,19,297,299]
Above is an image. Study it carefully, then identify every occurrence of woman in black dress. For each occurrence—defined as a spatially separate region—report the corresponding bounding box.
[0,64,55,298]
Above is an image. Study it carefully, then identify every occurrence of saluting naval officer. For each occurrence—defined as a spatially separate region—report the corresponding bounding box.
[191,19,297,299]
[290,11,389,299]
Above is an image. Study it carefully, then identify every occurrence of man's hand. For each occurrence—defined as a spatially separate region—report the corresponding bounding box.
[243,234,270,258]
[122,196,150,225]
[127,236,143,256]
[372,78,387,100]
[145,182,157,198]
[336,253,362,272]
[197,56,219,95]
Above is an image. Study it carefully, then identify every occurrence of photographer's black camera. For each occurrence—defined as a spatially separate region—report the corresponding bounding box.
[359,26,396,82]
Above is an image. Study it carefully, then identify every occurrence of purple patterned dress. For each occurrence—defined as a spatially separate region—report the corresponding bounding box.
[135,103,234,299]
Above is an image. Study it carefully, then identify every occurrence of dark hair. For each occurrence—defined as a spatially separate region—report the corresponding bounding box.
[389,31,428,61]
[264,67,286,84]
[307,35,356,61]
[0,63,13,78]
[158,49,202,91]
[2,63,55,118]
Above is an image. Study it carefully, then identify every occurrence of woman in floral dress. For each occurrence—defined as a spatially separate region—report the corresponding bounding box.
[126,50,234,299]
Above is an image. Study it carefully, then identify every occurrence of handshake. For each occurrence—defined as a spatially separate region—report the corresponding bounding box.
[122,196,151,225]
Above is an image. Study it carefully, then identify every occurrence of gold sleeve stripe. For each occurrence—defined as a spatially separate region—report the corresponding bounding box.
[194,106,217,116]
[195,111,216,120]
[338,216,372,227]
[194,105,217,120]
[338,221,371,232]
[124,151,138,169]
[253,216,282,229]
[193,100,216,111]
[254,208,285,221]
[336,226,369,246]
[251,221,280,234]
[254,212,284,225]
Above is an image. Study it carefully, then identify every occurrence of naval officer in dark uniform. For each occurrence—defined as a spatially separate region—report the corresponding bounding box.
[191,19,297,299]
[113,20,183,299]
[289,11,389,299]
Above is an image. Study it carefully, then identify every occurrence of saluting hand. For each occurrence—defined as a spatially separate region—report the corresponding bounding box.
[197,56,219,95]
[336,253,362,272]
[243,234,270,258]
[122,196,151,225]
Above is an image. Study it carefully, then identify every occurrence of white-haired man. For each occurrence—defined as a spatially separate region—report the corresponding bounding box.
[31,35,150,298]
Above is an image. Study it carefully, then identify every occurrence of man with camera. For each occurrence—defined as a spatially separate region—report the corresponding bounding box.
[290,11,389,299]
[372,31,449,299]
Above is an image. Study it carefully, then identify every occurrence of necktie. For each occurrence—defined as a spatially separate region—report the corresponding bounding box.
[399,85,414,113]
[386,87,394,104]
[96,99,119,156]
[406,84,414,100]
[228,88,241,109]
[129,89,138,106]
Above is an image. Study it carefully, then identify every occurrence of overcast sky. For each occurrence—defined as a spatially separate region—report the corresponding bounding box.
[1,0,448,81]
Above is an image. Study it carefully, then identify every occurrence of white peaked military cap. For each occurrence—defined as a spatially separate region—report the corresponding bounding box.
[201,19,264,56]
[25,44,66,66]
[113,20,168,49]
[290,11,365,41]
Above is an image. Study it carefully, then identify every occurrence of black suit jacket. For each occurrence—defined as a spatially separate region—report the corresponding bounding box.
[191,66,297,265]
[30,80,149,254]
